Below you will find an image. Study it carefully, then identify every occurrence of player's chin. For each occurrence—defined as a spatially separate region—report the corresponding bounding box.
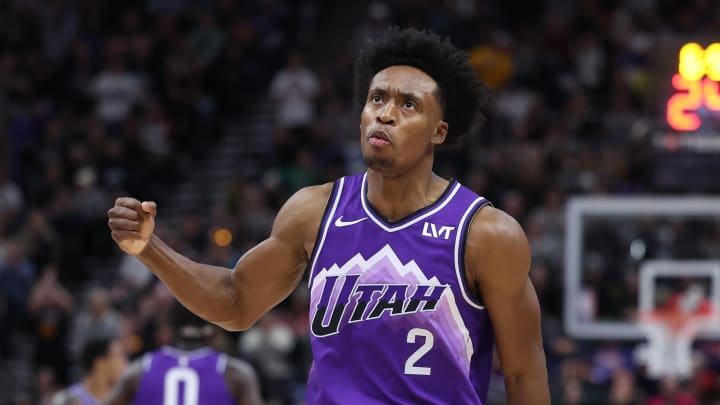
[363,154,397,171]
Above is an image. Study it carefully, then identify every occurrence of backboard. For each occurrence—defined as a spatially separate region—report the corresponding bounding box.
[564,197,720,340]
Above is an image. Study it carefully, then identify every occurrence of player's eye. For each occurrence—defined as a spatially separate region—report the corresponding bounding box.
[404,100,416,109]
[370,95,383,103]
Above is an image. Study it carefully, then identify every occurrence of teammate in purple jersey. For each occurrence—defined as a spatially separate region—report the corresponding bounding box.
[104,302,263,405]
[52,337,127,405]
[107,27,550,404]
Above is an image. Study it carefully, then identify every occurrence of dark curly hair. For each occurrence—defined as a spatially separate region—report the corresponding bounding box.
[354,27,488,146]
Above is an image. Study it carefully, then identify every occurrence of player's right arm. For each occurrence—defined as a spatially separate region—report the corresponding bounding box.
[107,184,331,331]
[224,358,264,405]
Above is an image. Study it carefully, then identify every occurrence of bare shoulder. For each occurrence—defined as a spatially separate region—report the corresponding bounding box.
[225,357,259,382]
[278,182,334,221]
[224,356,263,404]
[273,182,335,254]
[467,206,529,249]
[465,206,531,281]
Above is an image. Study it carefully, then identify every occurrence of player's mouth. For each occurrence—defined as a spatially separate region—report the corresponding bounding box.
[368,129,392,147]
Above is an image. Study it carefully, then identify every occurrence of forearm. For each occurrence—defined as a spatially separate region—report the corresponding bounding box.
[136,234,241,327]
[505,372,550,405]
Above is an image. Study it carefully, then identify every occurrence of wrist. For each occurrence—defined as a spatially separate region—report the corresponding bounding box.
[135,234,157,259]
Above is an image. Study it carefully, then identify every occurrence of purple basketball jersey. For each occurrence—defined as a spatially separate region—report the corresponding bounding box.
[132,347,234,405]
[67,383,98,405]
[307,172,494,405]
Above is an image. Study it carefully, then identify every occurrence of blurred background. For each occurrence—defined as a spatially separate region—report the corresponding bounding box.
[1,0,720,404]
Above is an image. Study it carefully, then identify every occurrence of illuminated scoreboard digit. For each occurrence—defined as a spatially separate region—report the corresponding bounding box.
[667,42,720,131]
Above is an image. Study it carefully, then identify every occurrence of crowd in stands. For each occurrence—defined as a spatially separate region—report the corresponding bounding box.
[2,0,720,404]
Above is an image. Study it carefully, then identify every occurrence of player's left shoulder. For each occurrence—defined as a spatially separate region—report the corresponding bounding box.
[466,206,529,251]
[223,356,262,403]
[464,206,531,276]
[224,356,259,384]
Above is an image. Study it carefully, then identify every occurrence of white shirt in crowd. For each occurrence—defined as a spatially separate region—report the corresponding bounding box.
[92,70,144,124]
[270,67,320,129]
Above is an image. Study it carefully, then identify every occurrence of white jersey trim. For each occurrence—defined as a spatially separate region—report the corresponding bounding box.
[216,353,228,374]
[141,352,153,371]
[308,177,345,290]
[161,346,213,360]
[360,172,462,232]
[454,197,489,310]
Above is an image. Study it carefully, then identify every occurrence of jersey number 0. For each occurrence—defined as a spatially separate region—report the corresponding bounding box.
[164,367,200,405]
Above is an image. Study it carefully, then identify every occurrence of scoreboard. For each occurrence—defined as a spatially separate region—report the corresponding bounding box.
[666,42,720,131]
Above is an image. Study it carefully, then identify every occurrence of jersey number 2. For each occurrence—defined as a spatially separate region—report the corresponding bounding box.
[404,328,434,376]
[164,367,200,405]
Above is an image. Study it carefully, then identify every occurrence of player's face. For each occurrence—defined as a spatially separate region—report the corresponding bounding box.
[360,65,447,175]
[105,340,128,384]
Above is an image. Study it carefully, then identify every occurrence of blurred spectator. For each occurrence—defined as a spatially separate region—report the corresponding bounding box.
[35,365,62,405]
[187,11,226,69]
[69,287,122,359]
[72,166,110,220]
[240,312,297,404]
[609,369,641,405]
[91,39,145,126]
[590,343,633,386]
[236,182,276,242]
[29,263,74,385]
[114,254,153,297]
[0,239,36,326]
[270,52,320,131]
[555,357,607,404]
[52,337,127,404]
[17,209,61,269]
[0,168,24,227]
[646,377,698,405]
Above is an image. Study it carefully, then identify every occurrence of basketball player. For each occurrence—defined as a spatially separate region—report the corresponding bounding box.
[104,302,263,405]
[52,337,127,405]
[107,28,549,404]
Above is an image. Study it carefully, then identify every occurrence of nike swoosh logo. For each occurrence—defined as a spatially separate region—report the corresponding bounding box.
[334,216,368,227]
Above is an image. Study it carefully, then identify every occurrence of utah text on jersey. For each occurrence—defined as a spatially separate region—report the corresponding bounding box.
[311,245,451,337]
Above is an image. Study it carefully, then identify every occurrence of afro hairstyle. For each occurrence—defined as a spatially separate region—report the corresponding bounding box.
[354,27,488,146]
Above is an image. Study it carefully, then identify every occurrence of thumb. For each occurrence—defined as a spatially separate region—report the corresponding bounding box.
[141,201,157,217]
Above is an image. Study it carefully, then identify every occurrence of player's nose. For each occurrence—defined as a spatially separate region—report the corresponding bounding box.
[376,104,397,126]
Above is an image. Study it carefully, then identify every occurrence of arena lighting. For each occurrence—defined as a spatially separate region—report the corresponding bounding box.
[667,42,720,131]
[213,228,233,247]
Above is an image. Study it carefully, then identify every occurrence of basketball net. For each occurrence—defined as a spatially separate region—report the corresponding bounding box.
[638,291,717,378]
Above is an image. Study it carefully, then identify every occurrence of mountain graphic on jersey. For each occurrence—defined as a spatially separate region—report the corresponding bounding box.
[310,244,473,372]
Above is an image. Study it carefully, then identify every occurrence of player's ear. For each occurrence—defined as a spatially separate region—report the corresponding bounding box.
[431,121,448,145]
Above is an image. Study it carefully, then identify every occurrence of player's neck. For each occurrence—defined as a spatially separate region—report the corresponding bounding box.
[366,169,449,222]
[83,374,110,401]
[174,339,207,351]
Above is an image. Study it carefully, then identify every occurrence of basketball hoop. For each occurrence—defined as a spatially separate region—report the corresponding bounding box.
[637,308,716,378]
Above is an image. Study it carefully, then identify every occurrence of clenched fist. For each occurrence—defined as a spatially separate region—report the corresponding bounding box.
[107,197,157,255]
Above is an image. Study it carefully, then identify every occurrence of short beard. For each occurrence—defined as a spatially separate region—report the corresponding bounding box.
[363,155,395,171]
